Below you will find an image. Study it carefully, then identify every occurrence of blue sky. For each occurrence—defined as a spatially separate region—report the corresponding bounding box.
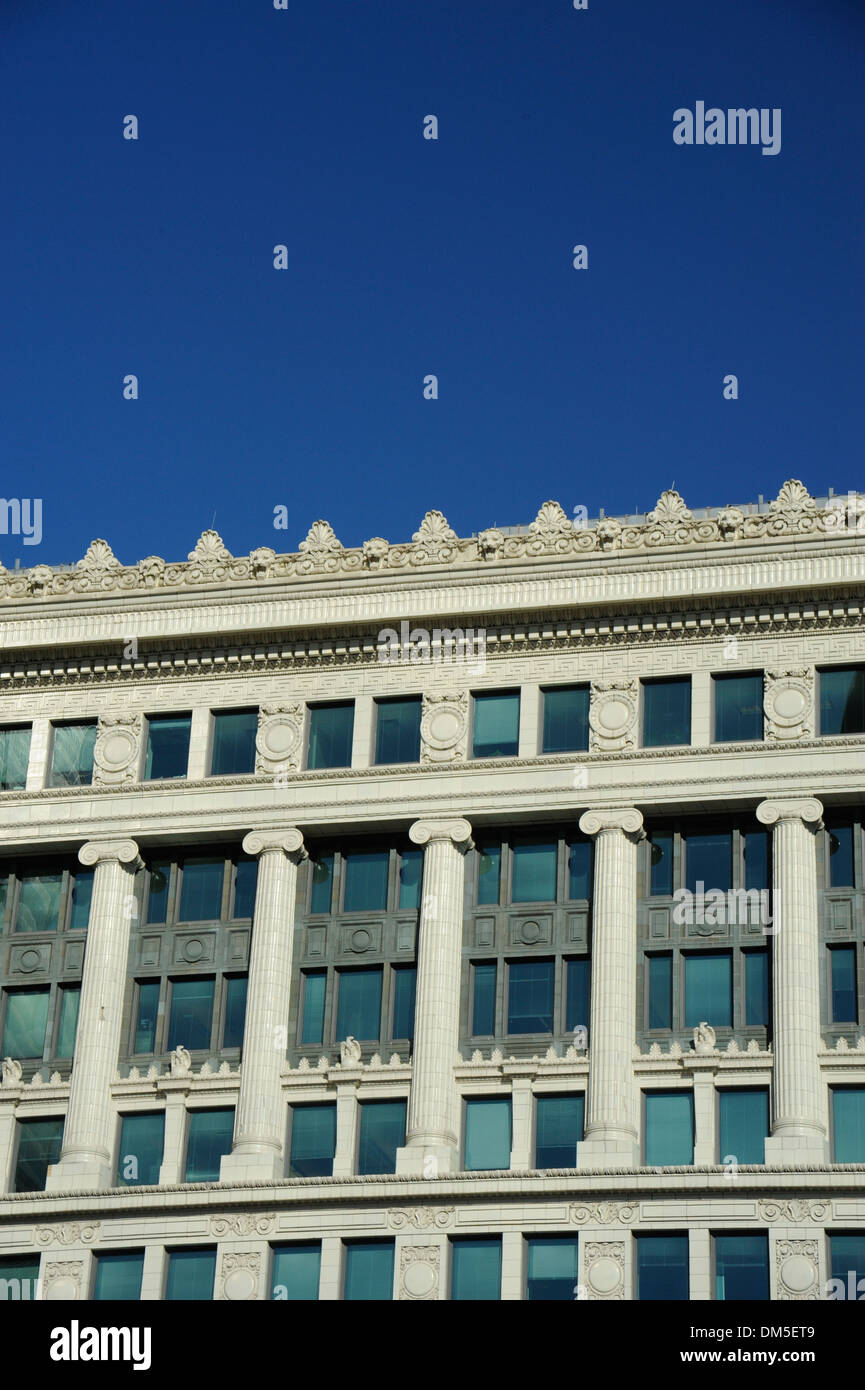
[1,0,862,568]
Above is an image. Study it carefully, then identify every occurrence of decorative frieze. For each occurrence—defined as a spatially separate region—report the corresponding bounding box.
[570,1202,636,1226]
[211,1213,276,1237]
[388,1207,455,1230]
[36,1223,100,1246]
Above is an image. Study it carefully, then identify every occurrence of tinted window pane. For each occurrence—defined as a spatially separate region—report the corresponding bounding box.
[56,987,80,1059]
[542,686,589,754]
[745,951,769,1027]
[117,1112,164,1186]
[398,850,422,909]
[300,972,326,1046]
[465,1098,511,1171]
[185,1109,234,1181]
[829,826,855,888]
[477,846,501,905]
[271,1246,321,1300]
[179,859,223,921]
[830,1235,865,1292]
[820,667,865,736]
[93,1253,144,1302]
[168,978,214,1051]
[645,1092,694,1165]
[526,1237,578,1301]
[473,692,519,758]
[565,958,589,1036]
[568,840,592,899]
[715,1235,768,1301]
[452,1239,501,1301]
[637,1236,689,1300]
[69,870,94,930]
[511,843,557,903]
[714,674,763,743]
[48,722,97,787]
[2,989,49,1058]
[392,967,416,1040]
[145,716,191,780]
[0,727,31,791]
[223,976,247,1048]
[648,955,672,1030]
[307,703,354,770]
[643,679,691,747]
[0,1255,41,1299]
[335,968,382,1041]
[649,832,673,896]
[309,855,334,914]
[344,1243,394,1301]
[834,1089,865,1162]
[719,1089,768,1164]
[233,860,258,918]
[134,982,160,1053]
[14,1118,63,1192]
[165,1250,216,1301]
[343,852,389,911]
[375,698,422,765]
[210,711,258,776]
[744,832,769,891]
[15,874,62,933]
[146,862,171,924]
[535,1095,583,1168]
[508,959,554,1033]
[358,1101,406,1176]
[685,833,732,894]
[831,947,858,1023]
[472,963,497,1036]
[289,1105,336,1178]
[684,952,732,1028]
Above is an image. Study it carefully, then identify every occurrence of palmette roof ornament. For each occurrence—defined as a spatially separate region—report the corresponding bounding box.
[2,479,852,604]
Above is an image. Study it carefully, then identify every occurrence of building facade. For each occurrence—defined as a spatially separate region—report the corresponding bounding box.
[0,479,864,1302]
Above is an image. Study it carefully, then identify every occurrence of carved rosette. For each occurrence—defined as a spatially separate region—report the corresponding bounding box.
[388,1207,455,1230]
[219,1251,262,1302]
[764,670,814,741]
[583,1241,625,1300]
[93,714,142,786]
[43,1261,83,1301]
[588,681,638,753]
[211,1213,276,1237]
[570,1203,636,1226]
[399,1246,440,1300]
[255,704,304,774]
[420,692,468,764]
[36,1223,100,1246]
[758,1200,829,1223]
[776,1240,820,1300]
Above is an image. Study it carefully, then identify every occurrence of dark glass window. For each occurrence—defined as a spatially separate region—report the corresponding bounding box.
[309,855,334,914]
[56,987,81,1059]
[649,832,674,896]
[830,1235,865,1294]
[833,1089,865,1162]
[715,1234,769,1300]
[472,692,520,758]
[167,978,214,1051]
[15,873,62,932]
[1,988,49,1058]
[744,951,769,1026]
[392,966,416,1040]
[178,859,224,921]
[565,957,589,1035]
[684,951,732,1028]
[637,1235,689,1300]
[14,1117,64,1192]
[223,976,247,1048]
[357,1100,406,1175]
[642,678,691,748]
[535,1094,583,1168]
[210,710,258,776]
[685,832,732,894]
[117,1112,165,1186]
[307,702,354,770]
[289,1105,336,1178]
[829,826,855,888]
[342,852,389,912]
[185,1109,234,1182]
[645,1092,694,1165]
[146,862,171,924]
[233,860,258,918]
[0,726,31,791]
[744,831,769,891]
[69,870,94,930]
[541,686,589,754]
[48,722,97,787]
[0,1255,41,1299]
[134,982,160,1053]
[397,850,422,909]
[648,955,673,1030]
[465,1098,511,1171]
[713,674,763,743]
[568,840,592,900]
[526,1237,579,1301]
[719,1089,768,1164]
[344,1242,394,1301]
[145,715,191,780]
[476,846,501,905]
[831,946,858,1023]
[374,697,422,765]
[335,967,382,1041]
[300,971,326,1046]
[451,1239,502,1301]
[93,1253,144,1302]
[165,1249,216,1301]
[511,843,557,903]
[507,959,554,1033]
[271,1245,321,1300]
[820,667,865,736]
[472,963,497,1036]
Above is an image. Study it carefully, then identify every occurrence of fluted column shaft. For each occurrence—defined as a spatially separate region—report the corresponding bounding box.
[47,839,142,1191]
[757,797,827,1163]
[577,808,644,1170]
[396,817,472,1176]
[221,828,306,1182]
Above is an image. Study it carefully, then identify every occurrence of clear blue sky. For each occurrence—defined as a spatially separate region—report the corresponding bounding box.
[1,0,862,568]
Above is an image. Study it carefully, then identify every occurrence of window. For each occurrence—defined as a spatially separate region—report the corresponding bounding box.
[511,842,557,903]
[342,851,389,912]
[374,697,422,764]
[223,976,248,1048]
[476,845,501,905]
[684,952,732,1028]
[300,972,326,1046]
[637,1235,689,1300]
[93,1253,144,1301]
[0,726,30,791]
[645,1091,694,1165]
[167,978,215,1052]
[828,825,855,888]
[210,710,258,776]
[744,950,769,1026]
[233,859,258,917]
[565,958,589,1035]
[15,873,62,932]
[451,1239,501,1301]
[133,982,160,1054]
[271,1245,321,1300]
[309,856,334,914]
[472,963,497,1036]
[397,850,422,909]
[568,840,592,900]
[715,1234,768,1300]
[713,674,763,743]
[685,832,732,894]
[56,987,80,1059]
[648,955,673,1030]
[507,959,554,1033]
[178,858,224,922]
[642,678,691,748]
[830,1235,865,1296]
[649,831,674,896]
[48,721,97,787]
[117,1112,165,1186]
[146,863,171,924]
[343,1242,394,1301]
[819,666,865,736]
[526,1237,578,1301]
[0,1256,40,1300]
[69,870,94,929]
[464,1097,511,1171]
[357,1101,406,1175]
[144,715,191,780]
[541,686,589,754]
[185,1109,234,1181]
[1,988,49,1058]
[744,831,769,890]
[307,702,354,770]
[289,1105,336,1178]
[535,1094,583,1168]
[165,1249,216,1301]
[14,1117,63,1192]
[831,946,858,1023]
[335,967,382,1042]
[472,691,519,758]
[392,966,416,1040]
[719,1089,768,1164]
[833,1088,865,1162]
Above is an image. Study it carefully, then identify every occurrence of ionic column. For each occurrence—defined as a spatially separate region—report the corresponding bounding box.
[576,808,644,1170]
[221,828,307,1182]
[395,817,473,1177]
[46,839,142,1191]
[756,797,828,1164]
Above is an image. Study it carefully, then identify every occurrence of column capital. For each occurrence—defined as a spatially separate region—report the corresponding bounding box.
[242,827,307,860]
[579,807,645,840]
[409,817,473,851]
[756,797,823,830]
[78,839,142,870]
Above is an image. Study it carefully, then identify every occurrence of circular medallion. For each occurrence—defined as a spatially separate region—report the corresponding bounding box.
[350,929,372,952]
[93,728,137,771]
[18,949,42,973]
[780,1255,815,1294]
[183,938,205,962]
[587,1257,621,1294]
[256,718,300,761]
[520,921,541,944]
[223,1269,257,1301]
[46,1278,78,1301]
[403,1262,437,1299]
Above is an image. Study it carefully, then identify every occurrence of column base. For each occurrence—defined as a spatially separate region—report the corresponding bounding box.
[220,1147,285,1183]
[764,1130,829,1166]
[395,1142,460,1178]
[576,1134,639,1171]
[45,1156,113,1192]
